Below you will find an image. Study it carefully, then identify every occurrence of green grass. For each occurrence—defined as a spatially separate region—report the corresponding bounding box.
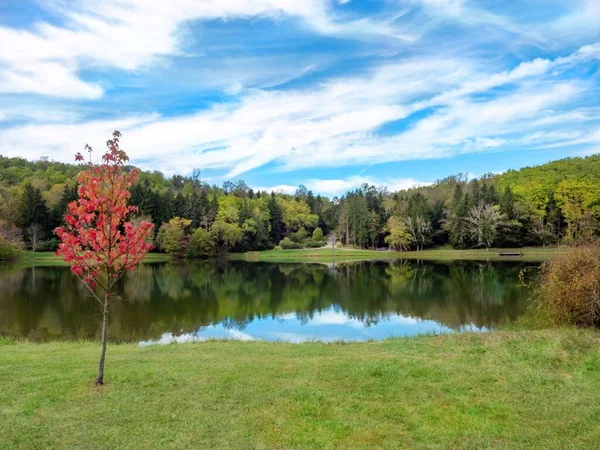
[6,246,562,266]
[12,251,171,266]
[232,246,563,263]
[1,329,599,449]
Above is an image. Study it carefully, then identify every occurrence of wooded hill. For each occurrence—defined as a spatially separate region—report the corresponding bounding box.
[1,153,599,257]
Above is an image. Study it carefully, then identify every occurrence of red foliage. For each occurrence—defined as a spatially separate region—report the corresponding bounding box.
[55,131,154,297]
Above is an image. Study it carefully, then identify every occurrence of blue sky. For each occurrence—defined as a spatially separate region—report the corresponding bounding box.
[0,0,598,196]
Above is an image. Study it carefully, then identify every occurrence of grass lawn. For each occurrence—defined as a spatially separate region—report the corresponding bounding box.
[10,246,561,266]
[1,329,599,449]
[12,251,171,266]
[233,246,563,263]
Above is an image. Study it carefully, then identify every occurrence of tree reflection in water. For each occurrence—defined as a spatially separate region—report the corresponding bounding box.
[0,260,535,342]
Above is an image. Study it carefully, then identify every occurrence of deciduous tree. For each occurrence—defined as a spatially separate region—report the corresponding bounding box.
[157,217,192,258]
[465,202,504,249]
[384,217,413,251]
[55,131,153,385]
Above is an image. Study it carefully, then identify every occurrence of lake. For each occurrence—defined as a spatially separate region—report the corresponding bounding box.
[0,260,536,344]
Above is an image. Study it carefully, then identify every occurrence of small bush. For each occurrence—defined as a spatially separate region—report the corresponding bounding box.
[290,227,308,243]
[0,237,21,260]
[273,245,282,251]
[279,237,303,250]
[335,241,344,248]
[187,228,213,259]
[312,227,324,241]
[40,238,60,252]
[304,240,324,248]
[537,244,600,327]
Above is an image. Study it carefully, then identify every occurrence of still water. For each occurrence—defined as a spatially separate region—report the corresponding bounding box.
[0,260,536,344]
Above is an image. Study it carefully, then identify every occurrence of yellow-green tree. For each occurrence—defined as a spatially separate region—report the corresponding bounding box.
[157,217,192,258]
[554,180,599,242]
[384,217,413,251]
[210,220,242,257]
[217,195,240,223]
[277,197,318,232]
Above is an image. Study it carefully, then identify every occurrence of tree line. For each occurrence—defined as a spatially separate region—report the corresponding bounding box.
[1,153,600,258]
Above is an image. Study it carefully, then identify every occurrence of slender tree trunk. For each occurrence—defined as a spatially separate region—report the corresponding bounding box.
[346,219,349,246]
[95,297,109,385]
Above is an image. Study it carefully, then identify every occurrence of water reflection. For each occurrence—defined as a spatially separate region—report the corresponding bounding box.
[0,260,534,343]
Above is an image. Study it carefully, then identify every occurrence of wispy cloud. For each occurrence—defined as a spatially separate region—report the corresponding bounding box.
[0,0,409,98]
[3,44,596,178]
[0,0,598,187]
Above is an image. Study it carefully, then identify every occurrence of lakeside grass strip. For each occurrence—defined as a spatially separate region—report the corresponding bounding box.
[234,246,563,263]
[13,246,562,267]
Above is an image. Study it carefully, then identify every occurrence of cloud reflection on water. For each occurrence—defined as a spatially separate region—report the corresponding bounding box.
[139,306,481,346]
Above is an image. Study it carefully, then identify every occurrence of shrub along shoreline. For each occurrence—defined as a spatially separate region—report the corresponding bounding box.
[1,329,599,449]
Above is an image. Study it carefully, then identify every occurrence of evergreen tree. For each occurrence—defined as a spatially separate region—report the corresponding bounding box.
[407,192,429,221]
[172,192,186,219]
[52,183,78,227]
[499,187,516,220]
[306,190,316,214]
[19,183,50,248]
[268,193,284,245]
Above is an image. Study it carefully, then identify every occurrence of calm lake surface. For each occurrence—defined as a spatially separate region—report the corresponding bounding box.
[0,260,537,344]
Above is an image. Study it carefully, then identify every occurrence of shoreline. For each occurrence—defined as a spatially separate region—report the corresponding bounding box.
[7,246,562,266]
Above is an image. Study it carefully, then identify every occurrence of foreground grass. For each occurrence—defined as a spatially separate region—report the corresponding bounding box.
[233,246,563,263]
[1,329,599,449]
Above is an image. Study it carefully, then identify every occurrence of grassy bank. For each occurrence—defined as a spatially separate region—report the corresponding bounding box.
[7,246,562,266]
[1,329,599,449]
[233,246,563,263]
[11,251,171,266]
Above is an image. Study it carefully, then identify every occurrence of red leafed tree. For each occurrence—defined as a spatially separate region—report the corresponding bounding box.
[55,131,153,385]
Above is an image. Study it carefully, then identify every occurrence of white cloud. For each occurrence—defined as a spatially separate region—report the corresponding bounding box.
[416,0,464,16]
[139,331,206,346]
[547,0,600,42]
[0,62,103,99]
[138,327,255,346]
[0,44,597,178]
[253,184,298,195]
[308,309,365,328]
[0,0,409,99]
[225,329,255,341]
[0,103,82,123]
[0,55,471,170]
[255,176,429,196]
[306,176,430,196]
[385,315,419,325]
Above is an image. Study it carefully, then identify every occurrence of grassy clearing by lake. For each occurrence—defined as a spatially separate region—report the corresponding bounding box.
[233,246,563,263]
[1,329,599,449]
[8,246,562,266]
[11,251,171,266]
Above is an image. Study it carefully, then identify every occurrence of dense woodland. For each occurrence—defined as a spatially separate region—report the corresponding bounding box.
[1,153,600,258]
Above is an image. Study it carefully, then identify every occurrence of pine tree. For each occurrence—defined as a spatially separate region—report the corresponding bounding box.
[19,183,50,248]
[268,193,284,245]
[52,183,78,227]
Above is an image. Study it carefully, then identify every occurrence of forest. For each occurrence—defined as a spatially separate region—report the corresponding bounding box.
[1,153,600,258]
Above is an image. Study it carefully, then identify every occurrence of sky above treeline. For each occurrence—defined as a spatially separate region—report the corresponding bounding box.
[0,0,598,196]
